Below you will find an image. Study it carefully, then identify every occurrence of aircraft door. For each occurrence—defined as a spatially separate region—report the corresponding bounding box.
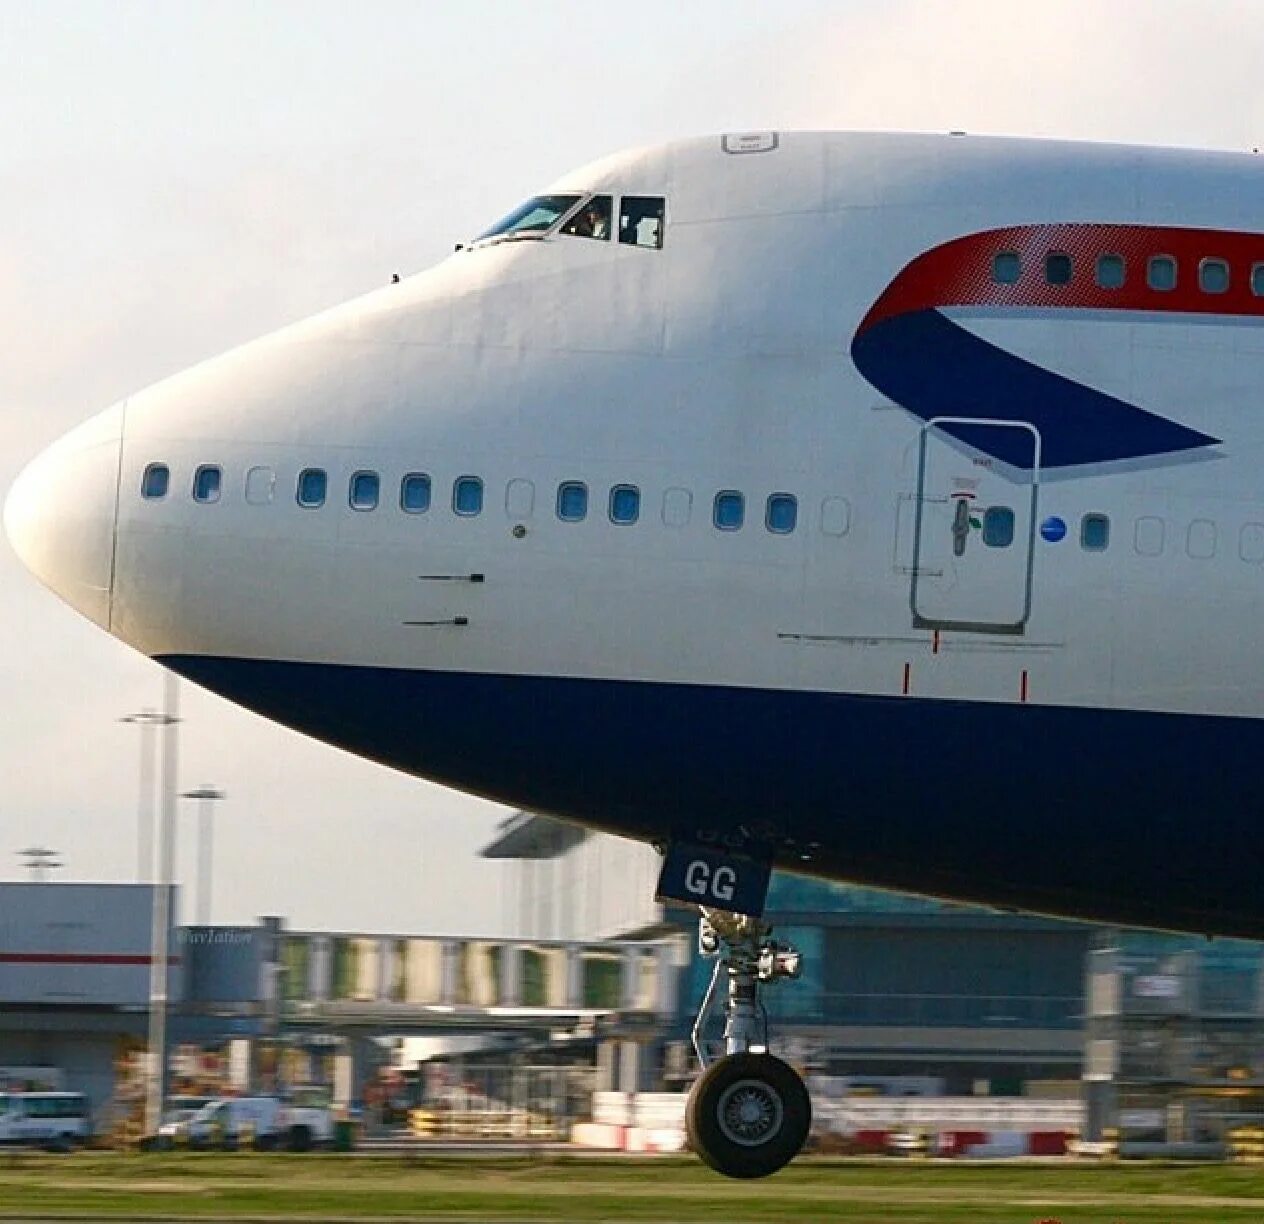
[910,418,1039,635]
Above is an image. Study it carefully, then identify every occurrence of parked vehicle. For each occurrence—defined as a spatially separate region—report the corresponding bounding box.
[281,1091,336,1151]
[158,1095,335,1150]
[0,1092,90,1150]
[162,1095,216,1125]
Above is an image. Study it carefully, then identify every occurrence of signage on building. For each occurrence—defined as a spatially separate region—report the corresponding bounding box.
[1133,974,1181,1000]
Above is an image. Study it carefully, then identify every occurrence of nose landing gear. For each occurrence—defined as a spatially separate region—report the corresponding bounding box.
[684,909,811,1178]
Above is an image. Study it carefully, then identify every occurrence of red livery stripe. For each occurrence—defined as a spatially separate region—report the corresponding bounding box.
[857,224,1264,335]
[0,953,181,965]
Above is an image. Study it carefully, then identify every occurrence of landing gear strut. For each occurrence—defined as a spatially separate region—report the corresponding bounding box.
[685,908,810,1178]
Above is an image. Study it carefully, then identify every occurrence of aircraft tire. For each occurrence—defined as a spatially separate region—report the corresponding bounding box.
[685,1052,810,1179]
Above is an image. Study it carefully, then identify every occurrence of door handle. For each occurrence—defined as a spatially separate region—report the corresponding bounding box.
[952,498,970,557]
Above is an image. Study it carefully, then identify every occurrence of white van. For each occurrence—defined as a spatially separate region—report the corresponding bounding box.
[0,1092,91,1149]
[161,1095,334,1150]
[174,1097,281,1149]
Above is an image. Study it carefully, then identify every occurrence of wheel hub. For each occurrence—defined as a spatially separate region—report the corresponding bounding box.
[716,1078,784,1147]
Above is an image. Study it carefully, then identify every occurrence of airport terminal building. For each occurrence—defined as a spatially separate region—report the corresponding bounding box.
[482,813,1090,1094]
[0,879,679,1124]
[6,836,1264,1140]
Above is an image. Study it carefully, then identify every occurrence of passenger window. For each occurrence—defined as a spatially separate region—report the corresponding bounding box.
[1148,255,1177,291]
[1095,254,1125,289]
[453,476,483,516]
[1253,263,1264,296]
[349,470,379,511]
[192,465,221,503]
[765,493,797,534]
[992,252,1021,284]
[1187,519,1217,559]
[1081,513,1110,551]
[557,482,588,521]
[400,473,431,513]
[662,487,692,528]
[561,195,612,241]
[141,463,169,500]
[1199,258,1230,294]
[1045,253,1072,286]
[618,196,665,249]
[1134,516,1165,556]
[609,484,640,524]
[506,478,535,519]
[982,506,1015,547]
[1240,523,1264,563]
[713,491,745,531]
[820,497,851,537]
[245,466,275,505]
[297,468,327,508]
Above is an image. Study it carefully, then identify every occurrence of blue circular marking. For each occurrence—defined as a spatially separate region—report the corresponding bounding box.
[1040,516,1067,543]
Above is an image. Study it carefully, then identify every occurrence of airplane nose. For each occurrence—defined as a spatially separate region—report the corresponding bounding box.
[4,402,124,630]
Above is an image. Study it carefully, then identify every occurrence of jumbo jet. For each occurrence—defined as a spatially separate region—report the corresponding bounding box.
[7,130,1264,1176]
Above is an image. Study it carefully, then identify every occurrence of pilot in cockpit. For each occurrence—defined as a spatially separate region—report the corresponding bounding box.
[563,195,611,241]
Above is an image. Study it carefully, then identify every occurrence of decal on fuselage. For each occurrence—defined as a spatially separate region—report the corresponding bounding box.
[848,223,1264,469]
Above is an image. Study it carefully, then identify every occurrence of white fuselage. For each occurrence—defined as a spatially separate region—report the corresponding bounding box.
[9,131,1264,935]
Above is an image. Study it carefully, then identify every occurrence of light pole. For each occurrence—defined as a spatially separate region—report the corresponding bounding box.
[144,673,181,1139]
[120,708,176,883]
[181,785,226,927]
[19,846,63,880]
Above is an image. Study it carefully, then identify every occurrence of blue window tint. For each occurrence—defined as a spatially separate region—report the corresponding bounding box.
[609,484,640,524]
[1148,255,1177,291]
[1045,252,1072,286]
[992,252,1020,284]
[1081,513,1110,551]
[192,465,221,503]
[765,493,797,534]
[141,464,169,499]
[453,476,483,516]
[557,482,588,521]
[1096,254,1125,289]
[400,473,431,513]
[349,470,379,511]
[982,505,1015,547]
[297,468,327,508]
[1253,263,1264,297]
[1199,258,1229,294]
[713,490,744,530]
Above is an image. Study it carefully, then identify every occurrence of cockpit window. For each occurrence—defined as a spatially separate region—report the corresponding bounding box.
[619,196,665,249]
[561,195,612,241]
[474,194,582,244]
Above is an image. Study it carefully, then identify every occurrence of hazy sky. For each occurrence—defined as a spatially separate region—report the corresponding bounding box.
[3,0,1263,935]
